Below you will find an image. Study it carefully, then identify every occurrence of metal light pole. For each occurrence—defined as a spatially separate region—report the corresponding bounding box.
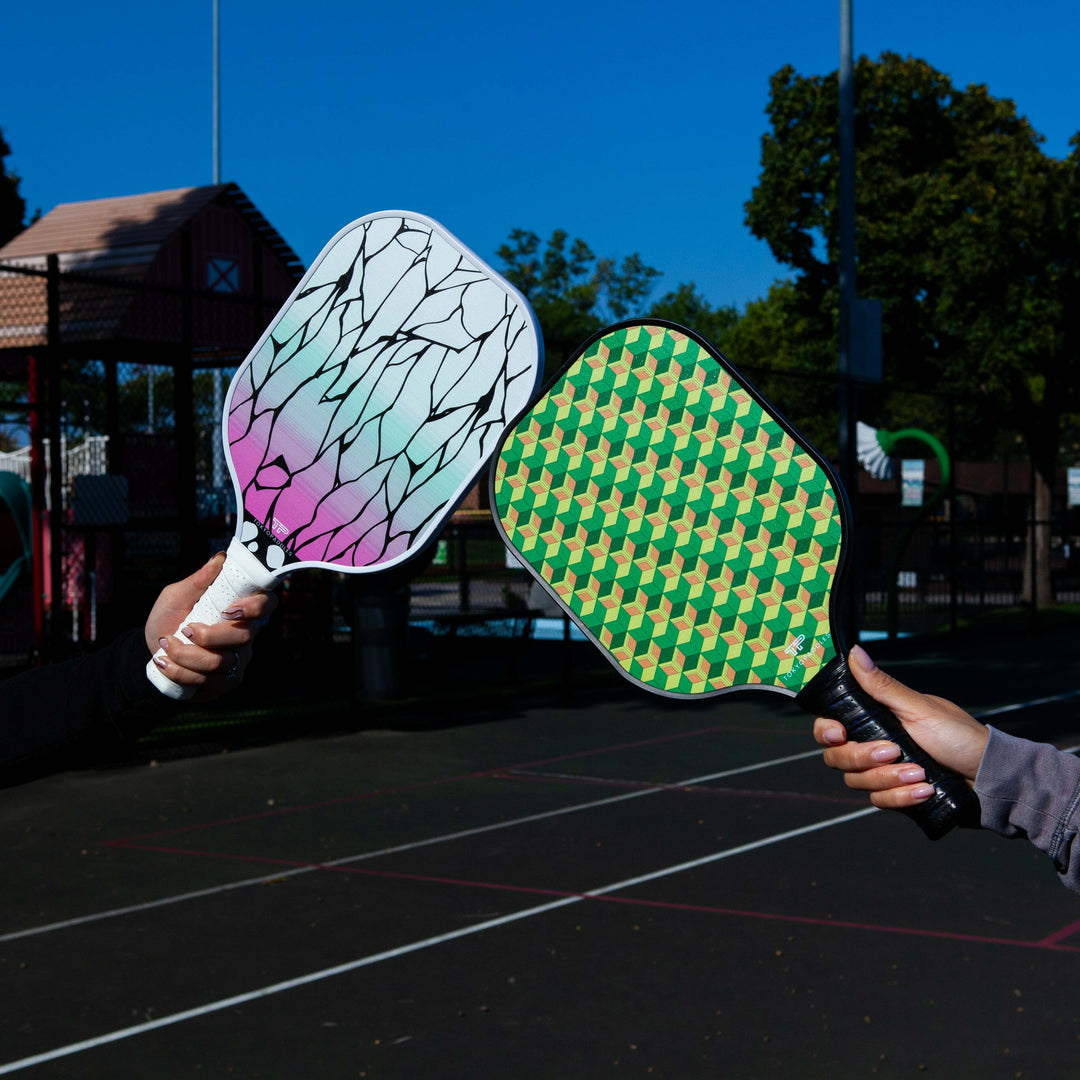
[213,0,221,186]
[838,0,859,638]
[211,0,226,495]
[838,0,855,388]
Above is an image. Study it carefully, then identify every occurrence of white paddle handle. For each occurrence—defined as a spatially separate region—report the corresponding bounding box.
[146,538,280,700]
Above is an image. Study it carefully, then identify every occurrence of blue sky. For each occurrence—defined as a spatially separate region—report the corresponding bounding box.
[5,1,1078,311]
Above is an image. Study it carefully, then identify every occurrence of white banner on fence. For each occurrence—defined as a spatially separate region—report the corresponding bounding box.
[1069,468,1080,508]
[901,459,925,507]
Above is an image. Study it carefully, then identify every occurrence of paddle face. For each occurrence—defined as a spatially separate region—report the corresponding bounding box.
[225,210,543,575]
[492,321,847,698]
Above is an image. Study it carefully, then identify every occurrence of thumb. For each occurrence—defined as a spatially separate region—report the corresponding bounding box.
[145,551,227,653]
[847,644,928,723]
[169,551,227,609]
[847,644,988,781]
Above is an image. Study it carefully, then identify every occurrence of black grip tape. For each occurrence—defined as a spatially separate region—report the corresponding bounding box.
[796,655,980,840]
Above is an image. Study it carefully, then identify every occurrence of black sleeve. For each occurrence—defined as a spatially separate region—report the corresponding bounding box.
[0,628,174,787]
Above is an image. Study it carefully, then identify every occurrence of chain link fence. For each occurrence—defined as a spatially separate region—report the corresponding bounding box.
[0,255,1074,709]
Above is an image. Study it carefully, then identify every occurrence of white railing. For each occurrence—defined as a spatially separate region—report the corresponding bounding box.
[63,436,109,479]
[0,436,110,508]
[0,445,31,482]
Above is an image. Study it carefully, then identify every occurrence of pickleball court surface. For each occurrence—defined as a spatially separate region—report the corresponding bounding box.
[3,623,1080,1077]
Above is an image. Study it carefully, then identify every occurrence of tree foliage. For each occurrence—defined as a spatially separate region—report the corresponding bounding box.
[642,281,845,449]
[745,52,1080,600]
[646,282,739,347]
[496,228,661,377]
[744,52,1079,464]
[717,281,840,454]
[0,126,28,248]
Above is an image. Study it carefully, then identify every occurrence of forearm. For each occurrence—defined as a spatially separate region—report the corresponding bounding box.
[976,726,1080,892]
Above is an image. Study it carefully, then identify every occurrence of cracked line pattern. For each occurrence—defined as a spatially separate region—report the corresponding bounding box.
[226,213,541,571]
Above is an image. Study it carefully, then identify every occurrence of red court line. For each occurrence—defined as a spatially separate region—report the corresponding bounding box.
[498,770,862,805]
[113,840,1080,955]
[595,894,1080,953]
[1036,918,1080,947]
[104,722,804,845]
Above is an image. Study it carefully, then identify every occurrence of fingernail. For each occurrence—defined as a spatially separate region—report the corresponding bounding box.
[898,766,926,783]
[822,727,846,745]
[153,655,168,669]
[158,637,169,651]
[909,784,936,802]
[222,608,243,620]
[181,627,195,639]
[850,644,876,673]
[870,744,901,763]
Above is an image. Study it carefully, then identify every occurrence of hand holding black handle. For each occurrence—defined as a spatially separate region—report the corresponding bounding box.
[796,654,981,840]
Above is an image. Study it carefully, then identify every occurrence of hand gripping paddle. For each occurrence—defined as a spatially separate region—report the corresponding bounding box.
[491,320,977,839]
[148,210,543,699]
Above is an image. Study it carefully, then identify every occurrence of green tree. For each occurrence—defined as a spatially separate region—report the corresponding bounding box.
[497,228,661,378]
[642,281,844,448]
[744,52,1079,603]
[646,282,740,347]
[718,281,841,455]
[0,126,28,247]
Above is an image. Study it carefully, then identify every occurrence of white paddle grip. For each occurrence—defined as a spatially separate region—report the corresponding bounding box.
[146,538,280,700]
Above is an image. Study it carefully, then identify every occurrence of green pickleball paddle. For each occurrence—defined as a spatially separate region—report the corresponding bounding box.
[492,321,977,839]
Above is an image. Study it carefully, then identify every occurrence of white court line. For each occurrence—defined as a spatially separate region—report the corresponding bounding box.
[5,690,1078,1072]
[0,748,821,944]
[6,686,1080,947]
[0,806,875,1076]
[974,689,1080,719]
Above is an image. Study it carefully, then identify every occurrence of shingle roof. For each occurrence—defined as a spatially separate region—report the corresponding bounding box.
[2,187,217,258]
[0,183,303,278]
[0,183,304,352]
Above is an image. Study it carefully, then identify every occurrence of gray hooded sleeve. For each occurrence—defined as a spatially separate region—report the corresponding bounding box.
[975,726,1080,892]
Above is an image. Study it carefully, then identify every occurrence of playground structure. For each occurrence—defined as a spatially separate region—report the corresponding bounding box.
[0,435,109,486]
[0,183,302,660]
[0,435,114,649]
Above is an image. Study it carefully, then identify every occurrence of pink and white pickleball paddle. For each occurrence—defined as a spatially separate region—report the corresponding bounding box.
[148,210,543,698]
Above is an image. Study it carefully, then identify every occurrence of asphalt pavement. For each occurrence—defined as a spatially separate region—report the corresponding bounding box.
[2,617,1080,1077]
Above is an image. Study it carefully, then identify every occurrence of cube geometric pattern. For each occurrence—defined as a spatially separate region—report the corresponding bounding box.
[493,323,843,697]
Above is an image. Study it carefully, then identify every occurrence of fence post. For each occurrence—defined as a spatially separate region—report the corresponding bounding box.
[27,355,46,657]
[948,399,958,634]
[45,254,65,655]
[351,578,408,703]
[458,526,470,613]
[177,226,199,572]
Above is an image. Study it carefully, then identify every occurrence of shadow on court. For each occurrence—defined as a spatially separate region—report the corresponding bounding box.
[2,620,1080,1077]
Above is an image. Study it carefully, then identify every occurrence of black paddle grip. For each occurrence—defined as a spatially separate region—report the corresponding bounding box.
[796,655,980,840]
